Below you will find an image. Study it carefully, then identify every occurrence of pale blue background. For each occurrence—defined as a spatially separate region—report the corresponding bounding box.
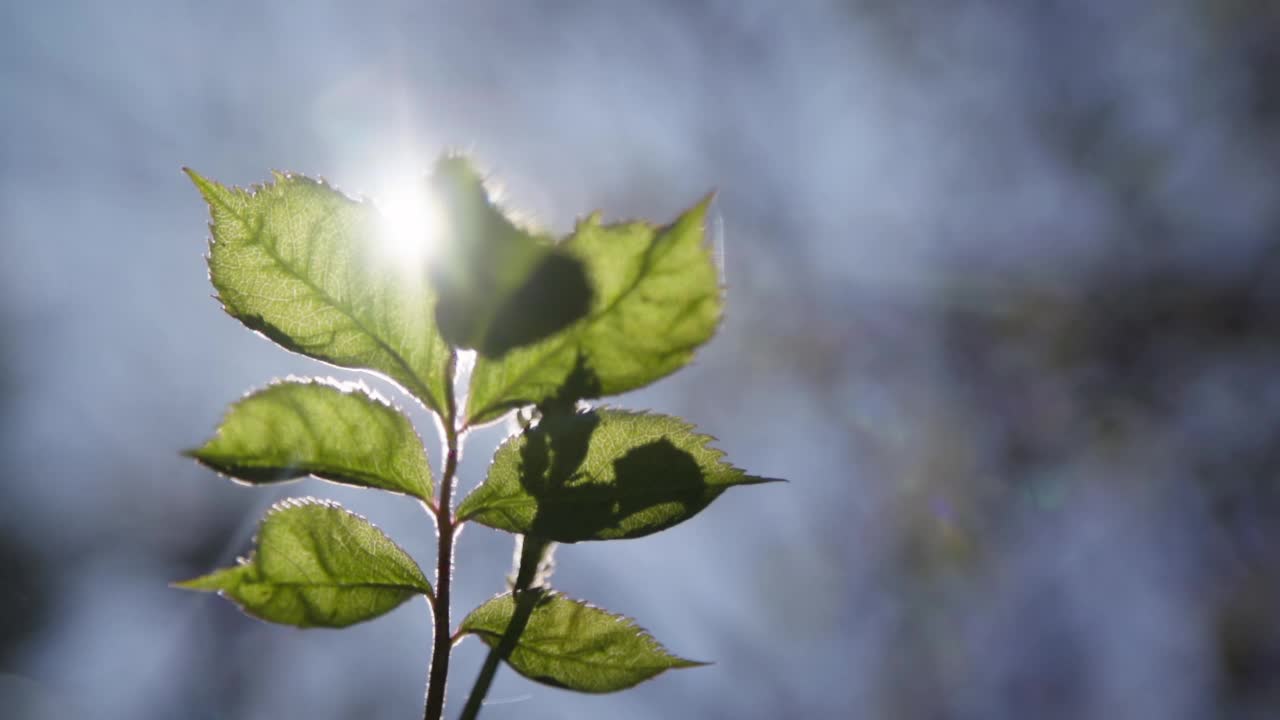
[4,2,1280,718]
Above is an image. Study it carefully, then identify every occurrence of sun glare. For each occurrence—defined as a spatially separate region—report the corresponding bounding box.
[374,180,443,271]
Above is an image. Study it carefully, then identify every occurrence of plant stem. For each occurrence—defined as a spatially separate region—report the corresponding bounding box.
[458,537,549,720]
[424,351,460,720]
[457,592,539,720]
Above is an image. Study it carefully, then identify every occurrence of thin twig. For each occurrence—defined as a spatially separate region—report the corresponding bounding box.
[423,351,459,720]
[457,537,550,720]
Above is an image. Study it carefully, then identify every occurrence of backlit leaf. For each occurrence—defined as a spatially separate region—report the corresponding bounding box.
[465,198,721,426]
[460,590,704,693]
[428,156,591,358]
[187,169,451,416]
[187,377,432,501]
[456,409,779,541]
[176,498,431,628]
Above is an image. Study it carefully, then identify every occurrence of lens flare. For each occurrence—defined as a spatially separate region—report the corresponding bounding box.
[374,180,443,271]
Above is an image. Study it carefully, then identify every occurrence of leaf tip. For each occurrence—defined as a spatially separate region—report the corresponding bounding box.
[683,192,715,224]
[181,446,226,473]
[172,568,232,593]
[184,168,234,208]
[183,166,211,190]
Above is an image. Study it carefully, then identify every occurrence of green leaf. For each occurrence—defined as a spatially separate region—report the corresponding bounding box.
[460,590,705,693]
[456,409,778,541]
[428,156,591,358]
[465,198,721,426]
[186,169,452,417]
[186,377,432,501]
[176,498,431,628]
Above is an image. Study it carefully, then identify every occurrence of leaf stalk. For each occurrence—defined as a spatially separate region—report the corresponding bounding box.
[457,536,549,720]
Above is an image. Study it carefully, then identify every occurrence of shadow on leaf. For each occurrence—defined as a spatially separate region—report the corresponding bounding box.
[517,411,709,541]
[483,251,592,357]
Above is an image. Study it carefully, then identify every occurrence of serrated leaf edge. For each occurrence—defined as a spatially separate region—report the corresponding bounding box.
[456,407,782,524]
[185,169,448,415]
[465,197,723,428]
[460,590,708,691]
[185,376,433,501]
[174,496,433,596]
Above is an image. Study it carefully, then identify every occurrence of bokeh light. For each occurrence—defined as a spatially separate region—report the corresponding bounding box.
[373,178,444,273]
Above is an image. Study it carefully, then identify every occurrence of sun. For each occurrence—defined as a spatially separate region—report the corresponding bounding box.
[373,179,444,271]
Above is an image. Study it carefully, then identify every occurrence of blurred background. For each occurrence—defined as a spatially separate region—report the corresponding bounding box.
[4,1,1280,718]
